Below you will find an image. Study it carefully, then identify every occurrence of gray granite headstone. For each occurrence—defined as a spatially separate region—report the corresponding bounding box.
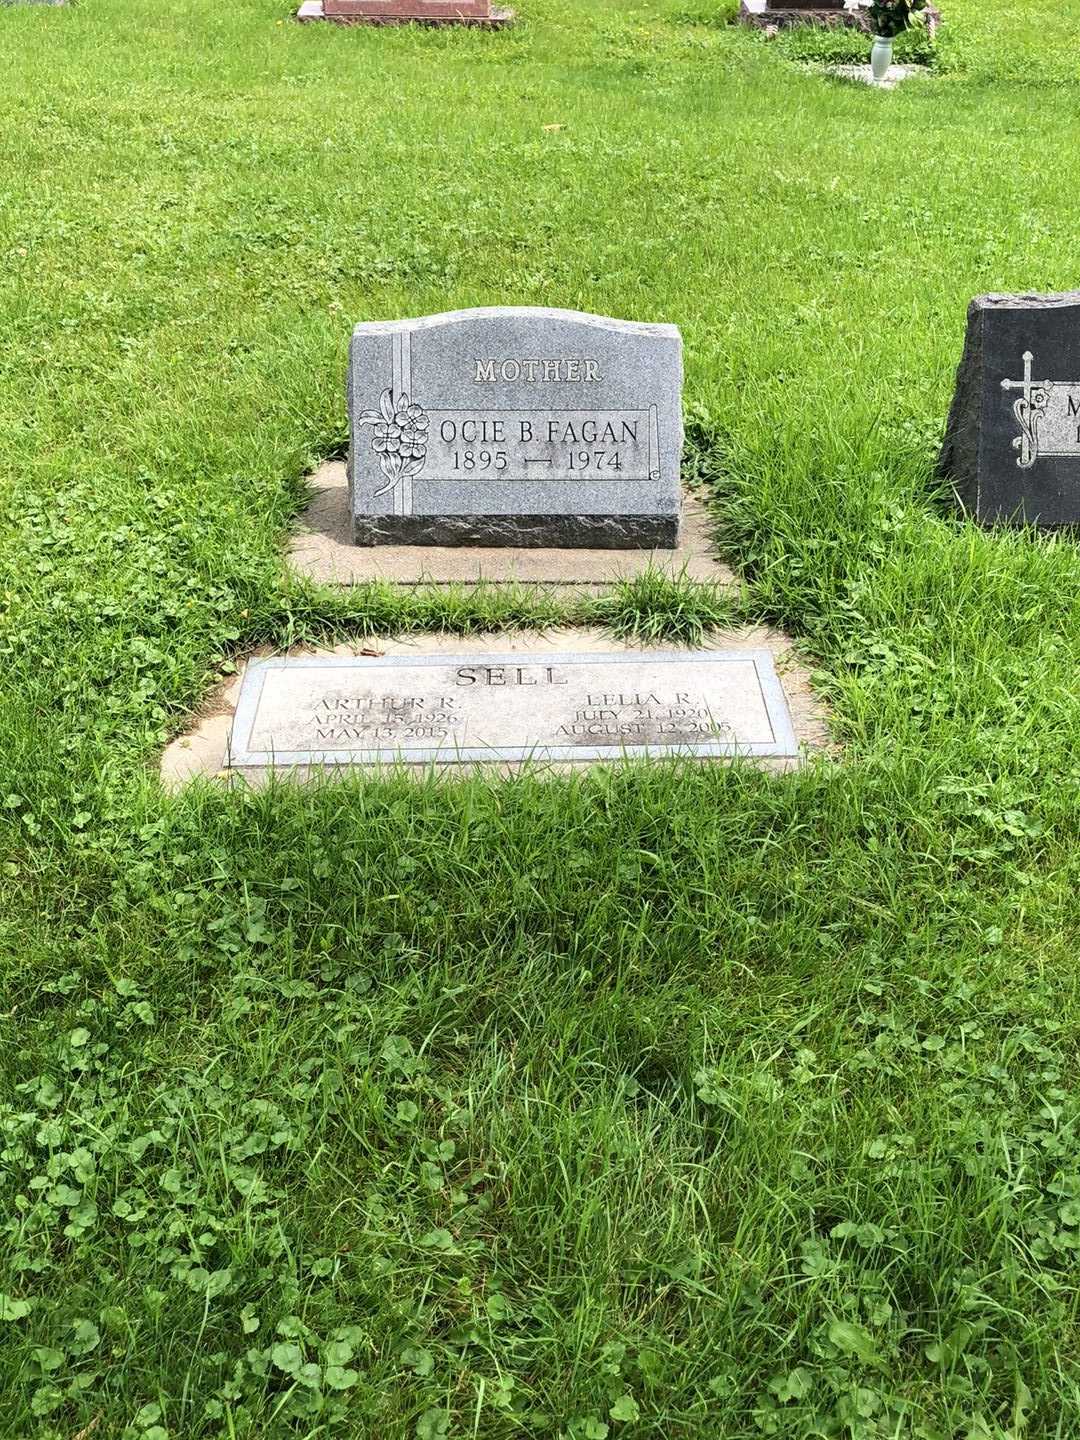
[347,307,682,548]
[940,292,1080,528]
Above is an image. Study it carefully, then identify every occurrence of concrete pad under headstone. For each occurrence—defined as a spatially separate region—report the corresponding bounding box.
[288,462,731,589]
[825,62,922,87]
[161,628,830,788]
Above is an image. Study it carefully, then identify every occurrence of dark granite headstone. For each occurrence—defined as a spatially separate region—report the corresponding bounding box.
[940,293,1080,528]
[742,0,866,28]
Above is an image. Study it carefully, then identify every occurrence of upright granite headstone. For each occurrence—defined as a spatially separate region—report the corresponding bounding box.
[940,292,1080,528]
[347,307,682,549]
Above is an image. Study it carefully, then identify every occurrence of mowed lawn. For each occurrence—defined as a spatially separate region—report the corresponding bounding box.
[3,0,1080,1435]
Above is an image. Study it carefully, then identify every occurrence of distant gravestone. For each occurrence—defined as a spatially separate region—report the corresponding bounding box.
[747,0,848,23]
[323,0,493,17]
[298,0,513,23]
[347,307,682,549]
[228,650,798,769]
[941,292,1080,528]
[744,0,941,30]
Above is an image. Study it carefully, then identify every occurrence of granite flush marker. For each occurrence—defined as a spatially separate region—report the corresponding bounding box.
[346,307,683,549]
[228,650,799,769]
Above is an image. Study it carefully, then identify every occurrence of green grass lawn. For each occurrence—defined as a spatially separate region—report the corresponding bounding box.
[3,0,1080,1434]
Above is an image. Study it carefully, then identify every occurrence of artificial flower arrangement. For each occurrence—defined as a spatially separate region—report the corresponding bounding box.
[867,0,927,38]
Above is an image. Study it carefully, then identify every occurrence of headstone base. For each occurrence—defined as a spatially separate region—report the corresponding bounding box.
[352,513,679,549]
[740,0,868,28]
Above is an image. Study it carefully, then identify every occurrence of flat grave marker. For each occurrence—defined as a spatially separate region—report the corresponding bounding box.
[941,292,1080,528]
[228,650,799,769]
[347,307,683,550]
[298,0,512,22]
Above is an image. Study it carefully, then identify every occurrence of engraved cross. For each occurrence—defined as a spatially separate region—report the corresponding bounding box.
[1000,350,1051,469]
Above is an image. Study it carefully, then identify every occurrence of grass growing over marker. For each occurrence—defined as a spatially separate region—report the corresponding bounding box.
[2,0,1080,1434]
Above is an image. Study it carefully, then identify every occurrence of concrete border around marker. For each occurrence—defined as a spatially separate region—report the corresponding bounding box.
[160,627,832,788]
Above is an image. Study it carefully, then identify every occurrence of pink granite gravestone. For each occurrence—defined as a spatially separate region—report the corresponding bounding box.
[308,0,509,22]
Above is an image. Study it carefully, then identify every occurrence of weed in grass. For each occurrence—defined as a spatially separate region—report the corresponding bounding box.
[4,768,1080,1435]
[583,569,743,645]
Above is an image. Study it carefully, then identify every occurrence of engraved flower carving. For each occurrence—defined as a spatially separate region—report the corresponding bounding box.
[357,388,429,497]
[372,419,403,455]
[1011,385,1051,469]
[394,402,430,461]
